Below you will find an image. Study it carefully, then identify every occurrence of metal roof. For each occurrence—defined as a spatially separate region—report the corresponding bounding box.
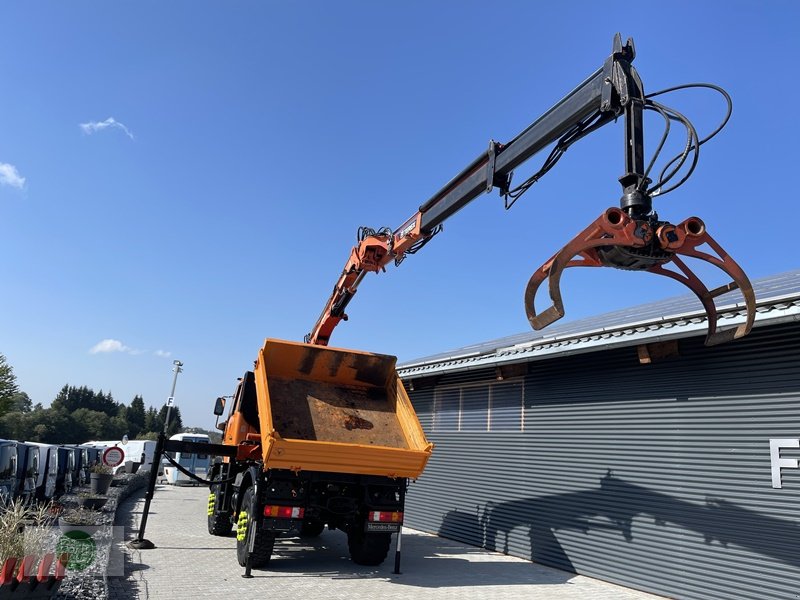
[397,269,800,378]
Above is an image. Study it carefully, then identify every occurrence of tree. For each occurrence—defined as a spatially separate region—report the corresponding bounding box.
[144,406,160,433]
[71,408,114,441]
[52,384,117,414]
[93,390,117,414]
[9,392,32,413]
[157,404,182,437]
[0,353,20,415]
[128,395,146,438]
[0,410,35,440]
[33,405,77,443]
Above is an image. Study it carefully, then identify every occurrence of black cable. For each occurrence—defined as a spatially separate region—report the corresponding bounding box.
[505,115,597,202]
[646,83,732,146]
[503,109,609,209]
[498,82,732,207]
[648,100,700,197]
[647,101,695,193]
[639,102,671,191]
[358,226,392,242]
[162,452,238,486]
[395,224,442,266]
[644,83,732,197]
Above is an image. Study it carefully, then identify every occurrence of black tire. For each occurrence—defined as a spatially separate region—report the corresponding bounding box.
[207,480,233,536]
[347,528,391,566]
[208,488,233,537]
[300,519,325,537]
[235,486,276,568]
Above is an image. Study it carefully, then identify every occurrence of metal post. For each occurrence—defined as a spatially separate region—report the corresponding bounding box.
[127,360,183,550]
[393,483,406,574]
[163,360,183,435]
[127,432,164,550]
[242,473,261,578]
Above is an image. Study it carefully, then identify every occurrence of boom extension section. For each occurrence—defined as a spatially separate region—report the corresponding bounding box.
[306,34,755,348]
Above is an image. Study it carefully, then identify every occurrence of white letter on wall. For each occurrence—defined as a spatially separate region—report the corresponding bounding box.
[770,438,799,489]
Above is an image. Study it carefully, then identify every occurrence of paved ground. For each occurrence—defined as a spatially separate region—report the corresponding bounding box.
[110,485,662,600]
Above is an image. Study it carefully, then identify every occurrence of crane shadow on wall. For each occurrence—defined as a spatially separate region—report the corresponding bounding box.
[439,471,800,573]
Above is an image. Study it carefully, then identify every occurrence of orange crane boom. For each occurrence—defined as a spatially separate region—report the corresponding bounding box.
[306,33,755,348]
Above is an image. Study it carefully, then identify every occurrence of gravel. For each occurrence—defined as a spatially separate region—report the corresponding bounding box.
[51,472,149,600]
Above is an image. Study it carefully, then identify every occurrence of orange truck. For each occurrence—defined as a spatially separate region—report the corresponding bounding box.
[197,34,754,572]
[207,340,432,568]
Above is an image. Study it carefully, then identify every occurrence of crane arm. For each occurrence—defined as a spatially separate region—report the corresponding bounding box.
[306,35,640,346]
[306,34,755,348]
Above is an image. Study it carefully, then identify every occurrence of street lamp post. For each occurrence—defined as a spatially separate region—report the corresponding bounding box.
[163,360,183,435]
[128,359,183,550]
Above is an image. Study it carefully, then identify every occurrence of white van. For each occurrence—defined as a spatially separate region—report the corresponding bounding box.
[117,439,158,474]
[163,433,210,485]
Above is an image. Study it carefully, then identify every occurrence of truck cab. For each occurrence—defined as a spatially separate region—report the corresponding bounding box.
[218,371,260,448]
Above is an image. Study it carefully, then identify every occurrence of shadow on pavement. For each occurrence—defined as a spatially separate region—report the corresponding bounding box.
[244,529,573,588]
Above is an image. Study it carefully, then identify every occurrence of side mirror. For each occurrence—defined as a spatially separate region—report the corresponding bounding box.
[213,397,226,416]
[215,420,227,432]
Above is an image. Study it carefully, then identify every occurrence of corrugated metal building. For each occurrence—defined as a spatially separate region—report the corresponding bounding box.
[397,270,800,600]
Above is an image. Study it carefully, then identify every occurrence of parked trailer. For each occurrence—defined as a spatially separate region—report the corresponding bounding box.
[77,445,104,484]
[66,446,84,487]
[55,447,78,496]
[26,442,59,501]
[0,439,20,503]
[163,433,210,485]
[17,443,40,502]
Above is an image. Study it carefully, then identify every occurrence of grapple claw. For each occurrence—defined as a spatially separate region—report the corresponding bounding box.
[525,207,648,330]
[525,208,756,346]
[647,216,756,346]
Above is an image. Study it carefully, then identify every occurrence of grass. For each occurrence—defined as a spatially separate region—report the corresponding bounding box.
[0,498,58,565]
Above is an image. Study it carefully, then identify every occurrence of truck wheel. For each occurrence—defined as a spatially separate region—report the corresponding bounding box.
[347,529,391,566]
[300,519,325,537]
[235,486,276,568]
[207,488,232,536]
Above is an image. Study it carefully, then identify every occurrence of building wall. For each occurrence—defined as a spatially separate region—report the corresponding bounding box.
[403,322,800,600]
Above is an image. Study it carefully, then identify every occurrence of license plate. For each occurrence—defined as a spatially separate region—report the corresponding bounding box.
[365,522,400,532]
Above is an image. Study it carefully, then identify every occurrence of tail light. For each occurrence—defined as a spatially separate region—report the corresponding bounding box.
[368,511,403,523]
[263,505,305,519]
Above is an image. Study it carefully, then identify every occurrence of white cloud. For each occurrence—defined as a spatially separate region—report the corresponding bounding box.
[154,350,172,358]
[90,338,136,354]
[79,117,135,140]
[0,162,25,189]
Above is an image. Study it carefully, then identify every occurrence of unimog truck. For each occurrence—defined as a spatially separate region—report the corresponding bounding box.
[206,340,433,567]
[134,34,755,573]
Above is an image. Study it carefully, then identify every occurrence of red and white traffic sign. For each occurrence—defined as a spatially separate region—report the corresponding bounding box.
[103,446,126,467]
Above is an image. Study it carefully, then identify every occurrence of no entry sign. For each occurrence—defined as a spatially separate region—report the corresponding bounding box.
[103,446,126,467]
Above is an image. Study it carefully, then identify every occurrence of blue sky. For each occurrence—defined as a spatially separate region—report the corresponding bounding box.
[1,2,798,429]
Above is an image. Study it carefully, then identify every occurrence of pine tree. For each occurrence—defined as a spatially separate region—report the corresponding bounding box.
[128,395,146,438]
[157,404,183,437]
[144,406,160,433]
[0,353,20,415]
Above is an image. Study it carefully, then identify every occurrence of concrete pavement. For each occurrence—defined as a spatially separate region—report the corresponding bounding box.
[110,484,662,600]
